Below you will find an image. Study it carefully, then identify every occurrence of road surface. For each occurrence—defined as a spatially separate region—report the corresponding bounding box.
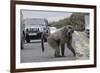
[21,31,89,63]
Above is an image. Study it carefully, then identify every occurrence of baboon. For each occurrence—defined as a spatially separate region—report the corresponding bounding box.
[41,25,76,57]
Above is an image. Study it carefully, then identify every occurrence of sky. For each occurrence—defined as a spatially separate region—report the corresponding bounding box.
[21,10,72,22]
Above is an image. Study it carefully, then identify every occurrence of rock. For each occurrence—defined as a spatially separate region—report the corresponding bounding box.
[72,31,89,58]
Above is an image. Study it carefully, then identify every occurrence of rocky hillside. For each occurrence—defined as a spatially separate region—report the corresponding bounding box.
[72,31,90,58]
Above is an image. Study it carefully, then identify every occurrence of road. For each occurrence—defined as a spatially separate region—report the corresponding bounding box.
[21,31,89,63]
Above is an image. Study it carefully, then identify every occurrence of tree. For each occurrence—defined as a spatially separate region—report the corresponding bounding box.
[70,13,85,31]
[48,13,85,31]
[48,18,70,28]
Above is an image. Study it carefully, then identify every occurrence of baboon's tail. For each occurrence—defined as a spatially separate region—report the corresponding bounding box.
[41,31,50,52]
[41,33,45,52]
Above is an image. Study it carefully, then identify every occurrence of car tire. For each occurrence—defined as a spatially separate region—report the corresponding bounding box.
[26,39,30,43]
[21,44,24,50]
[21,40,24,50]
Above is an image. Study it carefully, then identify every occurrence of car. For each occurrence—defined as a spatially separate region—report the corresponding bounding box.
[22,18,49,43]
[50,27,57,34]
[85,27,90,38]
[21,18,25,50]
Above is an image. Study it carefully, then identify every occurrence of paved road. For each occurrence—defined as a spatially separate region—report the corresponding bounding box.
[21,40,76,63]
[21,31,89,63]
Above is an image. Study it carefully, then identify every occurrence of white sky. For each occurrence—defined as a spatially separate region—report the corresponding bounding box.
[21,10,72,22]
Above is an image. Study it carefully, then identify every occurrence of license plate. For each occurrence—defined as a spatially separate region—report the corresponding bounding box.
[29,33,37,35]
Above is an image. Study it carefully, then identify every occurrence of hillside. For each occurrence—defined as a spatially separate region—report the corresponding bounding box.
[48,13,85,31]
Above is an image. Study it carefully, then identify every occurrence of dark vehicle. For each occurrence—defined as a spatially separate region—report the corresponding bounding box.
[23,18,49,43]
[21,18,25,50]
[85,27,90,38]
[84,14,90,38]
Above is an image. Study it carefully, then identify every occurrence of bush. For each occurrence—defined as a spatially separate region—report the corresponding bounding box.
[49,13,85,31]
[70,13,85,31]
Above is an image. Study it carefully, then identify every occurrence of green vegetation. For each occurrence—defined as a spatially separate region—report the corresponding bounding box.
[48,13,85,31]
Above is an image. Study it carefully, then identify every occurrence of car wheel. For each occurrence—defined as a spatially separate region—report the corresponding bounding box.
[26,39,30,43]
[21,40,24,50]
[21,44,24,50]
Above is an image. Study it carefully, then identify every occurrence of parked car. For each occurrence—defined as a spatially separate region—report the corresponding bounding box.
[21,20,25,50]
[85,27,90,38]
[22,18,49,43]
[50,27,57,34]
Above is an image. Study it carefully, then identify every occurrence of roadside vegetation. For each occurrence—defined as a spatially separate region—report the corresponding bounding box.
[48,13,85,31]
